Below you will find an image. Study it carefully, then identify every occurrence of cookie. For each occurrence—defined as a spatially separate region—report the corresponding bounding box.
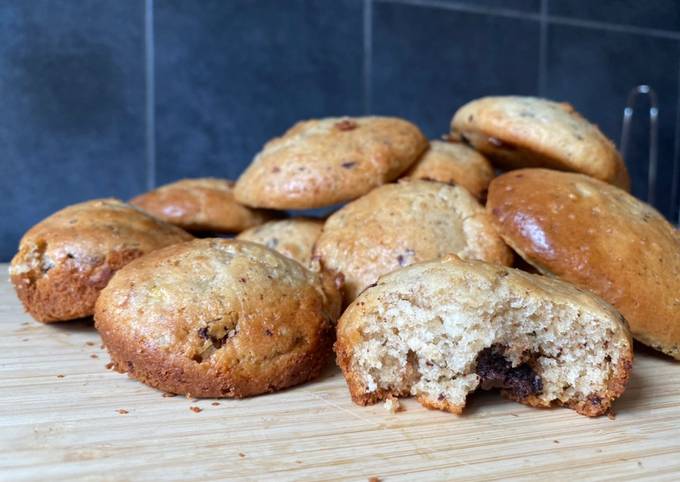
[314,179,512,303]
[451,96,630,189]
[234,117,429,209]
[487,168,680,360]
[130,178,276,233]
[403,139,494,200]
[336,255,633,417]
[94,239,341,398]
[237,218,324,267]
[10,199,192,323]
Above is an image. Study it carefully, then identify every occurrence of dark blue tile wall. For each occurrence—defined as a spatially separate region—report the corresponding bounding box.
[0,0,146,261]
[1,0,680,260]
[372,2,540,137]
[549,0,680,32]
[154,0,364,184]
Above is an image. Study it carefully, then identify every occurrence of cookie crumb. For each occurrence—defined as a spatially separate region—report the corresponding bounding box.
[383,397,402,413]
[368,477,381,482]
[22,338,29,342]
[56,374,64,378]
[238,452,246,458]
[86,341,96,346]
[607,410,617,420]
[162,392,177,398]
[116,409,128,415]
[211,402,220,406]
[90,354,98,359]
[553,440,559,444]
[189,406,202,413]
[105,362,114,370]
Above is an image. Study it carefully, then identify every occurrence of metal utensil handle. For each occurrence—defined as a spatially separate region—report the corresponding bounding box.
[619,85,659,205]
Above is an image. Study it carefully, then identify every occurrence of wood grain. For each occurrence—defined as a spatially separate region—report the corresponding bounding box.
[1,264,679,481]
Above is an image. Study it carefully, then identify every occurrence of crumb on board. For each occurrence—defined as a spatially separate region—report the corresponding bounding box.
[90,354,98,359]
[368,477,382,482]
[211,402,220,406]
[238,453,246,458]
[553,440,559,444]
[116,409,129,415]
[383,397,402,413]
[100,344,105,349]
[86,341,96,346]
[162,392,177,398]
[608,410,617,420]
[189,406,202,413]
[105,362,114,370]
[22,338,29,342]
[56,374,64,378]
[21,322,30,326]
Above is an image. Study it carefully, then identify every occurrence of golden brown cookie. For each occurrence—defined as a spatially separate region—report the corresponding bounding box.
[130,178,276,233]
[10,199,192,323]
[234,117,429,209]
[487,168,680,360]
[236,218,324,267]
[404,139,494,200]
[94,239,341,398]
[314,179,512,303]
[336,255,633,417]
[451,96,630,189]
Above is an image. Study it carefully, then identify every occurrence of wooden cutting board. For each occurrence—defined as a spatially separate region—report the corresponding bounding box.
[2,264,680,481]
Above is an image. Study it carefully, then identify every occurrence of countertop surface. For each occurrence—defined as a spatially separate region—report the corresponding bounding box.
[2,264,680,481]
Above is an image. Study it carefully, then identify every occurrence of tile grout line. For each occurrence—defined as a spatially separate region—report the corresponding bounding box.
[363,0,373,115]
[537,0,548,96]
[144,0,156,190]
[672,55,680,225]
[377,0,680,40]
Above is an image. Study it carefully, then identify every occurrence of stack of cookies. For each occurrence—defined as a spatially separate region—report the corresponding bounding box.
[11,96,680,418]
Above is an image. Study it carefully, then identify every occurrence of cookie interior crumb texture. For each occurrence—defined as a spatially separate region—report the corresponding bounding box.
[336,256,632,417]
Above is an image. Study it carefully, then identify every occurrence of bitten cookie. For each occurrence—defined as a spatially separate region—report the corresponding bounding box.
[10,199,192,323]
[336,256,633,417]
[314,179,512,303]
[404,139,494,200]
[234,116,429,209]
[487,169,680,360]
[237,218,324,267]
[95,239,342,398]
[451,96,630,189]
[130,178,276,233]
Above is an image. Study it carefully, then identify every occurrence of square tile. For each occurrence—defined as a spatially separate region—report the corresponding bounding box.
[545,24,680,218]
[371,2,540,138]
[0,0,146,261]
[549,0,680,33]
[154,0,364,185]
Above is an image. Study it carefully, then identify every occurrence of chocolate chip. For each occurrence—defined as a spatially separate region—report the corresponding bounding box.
[341,161,357,169]
[272,166,281,173]
[335,119,358,131]
[437,393,446,401]
[468,114,474,122]
[475,344,543,399]
[239,277,247,283]
[197,327,210,340]
[265,329,273,337]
